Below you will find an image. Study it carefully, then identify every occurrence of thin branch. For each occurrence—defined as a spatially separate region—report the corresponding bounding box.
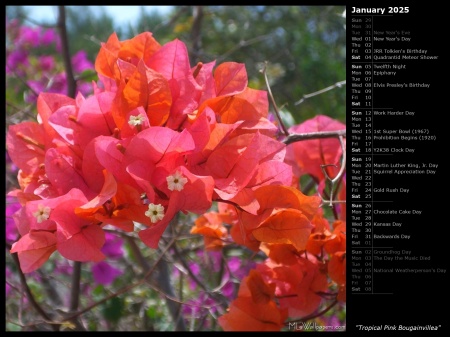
[319,135,346,207]
[294,80,346,106]
[172,243,229,311]
[155,252,187,331]
[67,262,82,312]
[11,252,60,331]
[18,12,58,29]
[153,6,189,33]
[320,200,346,205]
[68,261,83,329]
[128,217,186,331]
[316,291,339,298]
[217,34,274,62]
[59,236,177,323]
[146,282,221,311]
[6,101,35,118]
[126,237,152,269]
[32,9,87,327]
[126,233,187,331]
[5,64,40,99]
[36,270,63,307]
[171,245,211,293]
[300,176,318,195]
[261,61,290,136]
[282,129,346,146]
[153,216,188,331]
[57,6,76,98]
[190,6,204,65]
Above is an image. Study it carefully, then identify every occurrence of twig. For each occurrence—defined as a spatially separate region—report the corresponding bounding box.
[282,129,346,146]
[299,176,318,195]
[59,236,177,323]
[69,262,82,312]
[153,6,189,33]
[294,80,346,106]
[57,6,76,99]
[36,270,63,307]
[217,34,274,62]
[5,64,40,99]
[65,261,86,330]
[320,200,346,205]
[18,12,58,29]
[261,61,290,136]
[190,6,204,65]
[6,101,35,119]
[10,252,60,331]
[126,228,187,331]
[319,135,346,207]
[172,244,228,310]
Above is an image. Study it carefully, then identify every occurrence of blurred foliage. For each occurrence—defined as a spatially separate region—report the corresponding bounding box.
[6,5,346,124]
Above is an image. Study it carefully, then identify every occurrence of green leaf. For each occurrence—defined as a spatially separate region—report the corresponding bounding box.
[146,306,157,319]
[76,69,98,82]
[92,284,104,296]
[101,296,123,323]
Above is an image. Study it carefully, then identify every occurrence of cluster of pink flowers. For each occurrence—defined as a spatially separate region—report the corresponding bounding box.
[6,27,347,331]
[6,18,94,103]
[6,31,293,274]
[6,19,125,288]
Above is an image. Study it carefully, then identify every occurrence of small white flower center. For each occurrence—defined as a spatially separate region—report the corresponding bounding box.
[145,203,165,223]
[32,204,51,223]
[166,171,188,191]
[128,114,146,127]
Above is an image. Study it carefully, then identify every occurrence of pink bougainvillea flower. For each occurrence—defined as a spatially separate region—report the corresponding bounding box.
[285,114,346,182]
[146,39,202,130]
[112,61,172,129]
[90,135,138,189]
[101,232,124,259]
[192,60,216,105]
[328,250,346,287]
[38,55,55,72]
[10,231,57,273]
[138,166,214,249]
[194,62,248,119]
[204,131,289,213]
[6,122,46,176]
[95,32,170,129]
[92,261,123,285]
[47,92,115,152]
[52,199,105,262]
[230,184,321,251]
[19,26,42,47]
[218,269,288,331]
[191,211,229,251]
[40,28,57,46]
[75,169,151,231]
[185,108,239,168]
[6,49,29,74]
[257,255,328,318]
[95,32,161,80]
[72,50,94,73]
[36,92,76,147]
[6,196,21,243]
[10,188,106,271]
